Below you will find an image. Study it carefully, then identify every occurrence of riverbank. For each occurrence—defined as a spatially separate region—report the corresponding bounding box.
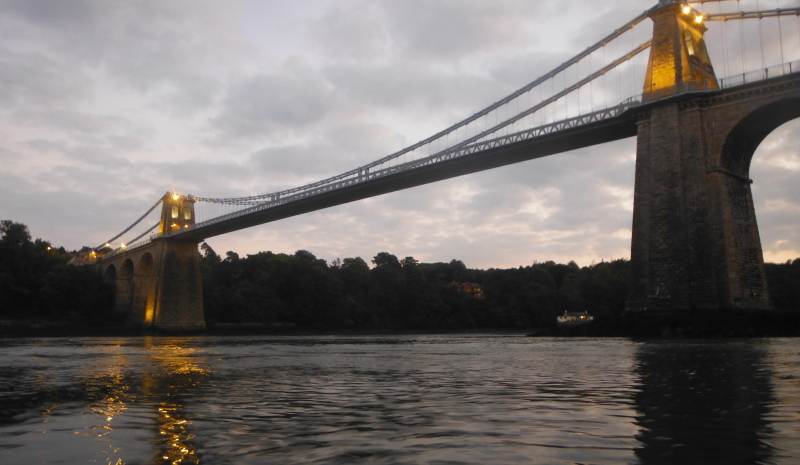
[0,319,538,338]
[3,311,798,338]
[532,310,800,338]
[0,320,141,337]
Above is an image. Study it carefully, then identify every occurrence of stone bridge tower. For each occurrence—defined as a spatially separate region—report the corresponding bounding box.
[626,0,800,314]
[100,192,205,332]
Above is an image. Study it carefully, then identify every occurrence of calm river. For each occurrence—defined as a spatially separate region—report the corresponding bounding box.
[0,335,798,464]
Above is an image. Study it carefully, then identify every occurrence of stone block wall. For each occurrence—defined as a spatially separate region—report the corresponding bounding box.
[627,77,800,313]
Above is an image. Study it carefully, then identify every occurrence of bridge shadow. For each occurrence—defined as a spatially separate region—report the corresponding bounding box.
[633,340,775,465]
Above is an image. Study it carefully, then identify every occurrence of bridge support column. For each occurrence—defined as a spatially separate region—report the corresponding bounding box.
[152,239,206,332]
[130,253,156,328]
[626,100,772,313]
[626,0,772,314]
[115,260,135,318]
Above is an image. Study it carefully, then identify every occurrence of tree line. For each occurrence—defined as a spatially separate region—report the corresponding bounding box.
[0,220,115,323]
[1,219,799,329]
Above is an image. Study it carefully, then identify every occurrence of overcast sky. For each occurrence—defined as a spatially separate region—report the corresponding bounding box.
[1,0,798,269]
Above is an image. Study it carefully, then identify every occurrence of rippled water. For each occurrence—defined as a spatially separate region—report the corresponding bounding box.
[0,335,798,464]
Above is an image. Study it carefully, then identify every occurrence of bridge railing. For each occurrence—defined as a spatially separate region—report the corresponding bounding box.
[184,100,643,234]
[720,59,800,89]
[101,235,157,260]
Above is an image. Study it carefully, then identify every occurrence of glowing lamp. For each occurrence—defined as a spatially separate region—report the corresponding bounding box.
[682,5,691,15]
[695,15,704,24]
[172,193,180,201]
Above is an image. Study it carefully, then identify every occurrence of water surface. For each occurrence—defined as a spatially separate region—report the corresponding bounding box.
[0,335,797,464]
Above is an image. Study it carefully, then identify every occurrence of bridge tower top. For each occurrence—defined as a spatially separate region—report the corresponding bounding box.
[158,192,196,235]
[644,1,719,100]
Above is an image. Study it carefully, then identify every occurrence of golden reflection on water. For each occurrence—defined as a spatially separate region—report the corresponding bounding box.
[155,402,201,464]
[144,337,210,464]
[83,352,134,465]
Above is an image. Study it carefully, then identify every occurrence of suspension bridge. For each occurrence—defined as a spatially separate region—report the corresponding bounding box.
[90,0,800,331]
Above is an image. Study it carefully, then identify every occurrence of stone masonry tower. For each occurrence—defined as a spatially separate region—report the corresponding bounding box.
[644,0,718,99]
[147,192,205,331]
[626,0,774,314]
[159,192,197,234]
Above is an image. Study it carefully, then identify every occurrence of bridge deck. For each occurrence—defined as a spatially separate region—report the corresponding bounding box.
[174,109,639,241]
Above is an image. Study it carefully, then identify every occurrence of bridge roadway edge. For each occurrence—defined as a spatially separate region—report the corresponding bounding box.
[179,115,641,241]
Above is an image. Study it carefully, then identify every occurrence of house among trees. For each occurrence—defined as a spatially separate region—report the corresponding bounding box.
[450,281,484,298]
[557,311,594,327]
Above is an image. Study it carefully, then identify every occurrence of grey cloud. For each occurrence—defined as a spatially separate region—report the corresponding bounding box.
[26,139,67,153]
[305,2,389,59]
[0,49,94,109]
[0,145,20,162]
[107,135,146,152]
[212,68,338,140]
[322,60,504,114]
[569,0,652,51]
[0,168,160,249]
[1,0,247,91]
[381,0,538,59]
[161,75,224,115]
[14,109,136,135]
[64,145,130,168]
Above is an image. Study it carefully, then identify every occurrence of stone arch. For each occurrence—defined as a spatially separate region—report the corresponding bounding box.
[720,97,800,176]
[703,97,800,311]
[103,264,117,284]
[115,259,135,316]
[131,253,157,327]
[138,253,154,275]
[120,259,134,280]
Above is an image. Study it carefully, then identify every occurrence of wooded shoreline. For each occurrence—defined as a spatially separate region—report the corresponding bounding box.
[2,219,799,338]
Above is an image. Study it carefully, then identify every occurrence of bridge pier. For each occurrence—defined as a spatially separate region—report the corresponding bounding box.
[150,239,205,332]
[100,193,206,332]
[627,99,772,313]
[101,239,206,332]
[130,252,155,326]
[625,1,800,314]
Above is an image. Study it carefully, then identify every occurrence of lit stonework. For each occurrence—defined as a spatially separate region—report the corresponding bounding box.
[643,2,718,99]
[159,192,197,235]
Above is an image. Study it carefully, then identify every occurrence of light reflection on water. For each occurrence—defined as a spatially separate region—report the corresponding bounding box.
[0,335,797,464]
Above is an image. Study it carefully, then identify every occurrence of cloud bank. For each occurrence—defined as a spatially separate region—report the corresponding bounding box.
[0,0,797,268]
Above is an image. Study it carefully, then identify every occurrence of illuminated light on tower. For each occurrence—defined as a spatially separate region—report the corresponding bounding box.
[643,1,718,99]
[159,191,197,235]
[121,243,127,248]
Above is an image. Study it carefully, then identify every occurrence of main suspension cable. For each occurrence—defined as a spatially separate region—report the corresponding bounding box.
[97,199,162,249]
